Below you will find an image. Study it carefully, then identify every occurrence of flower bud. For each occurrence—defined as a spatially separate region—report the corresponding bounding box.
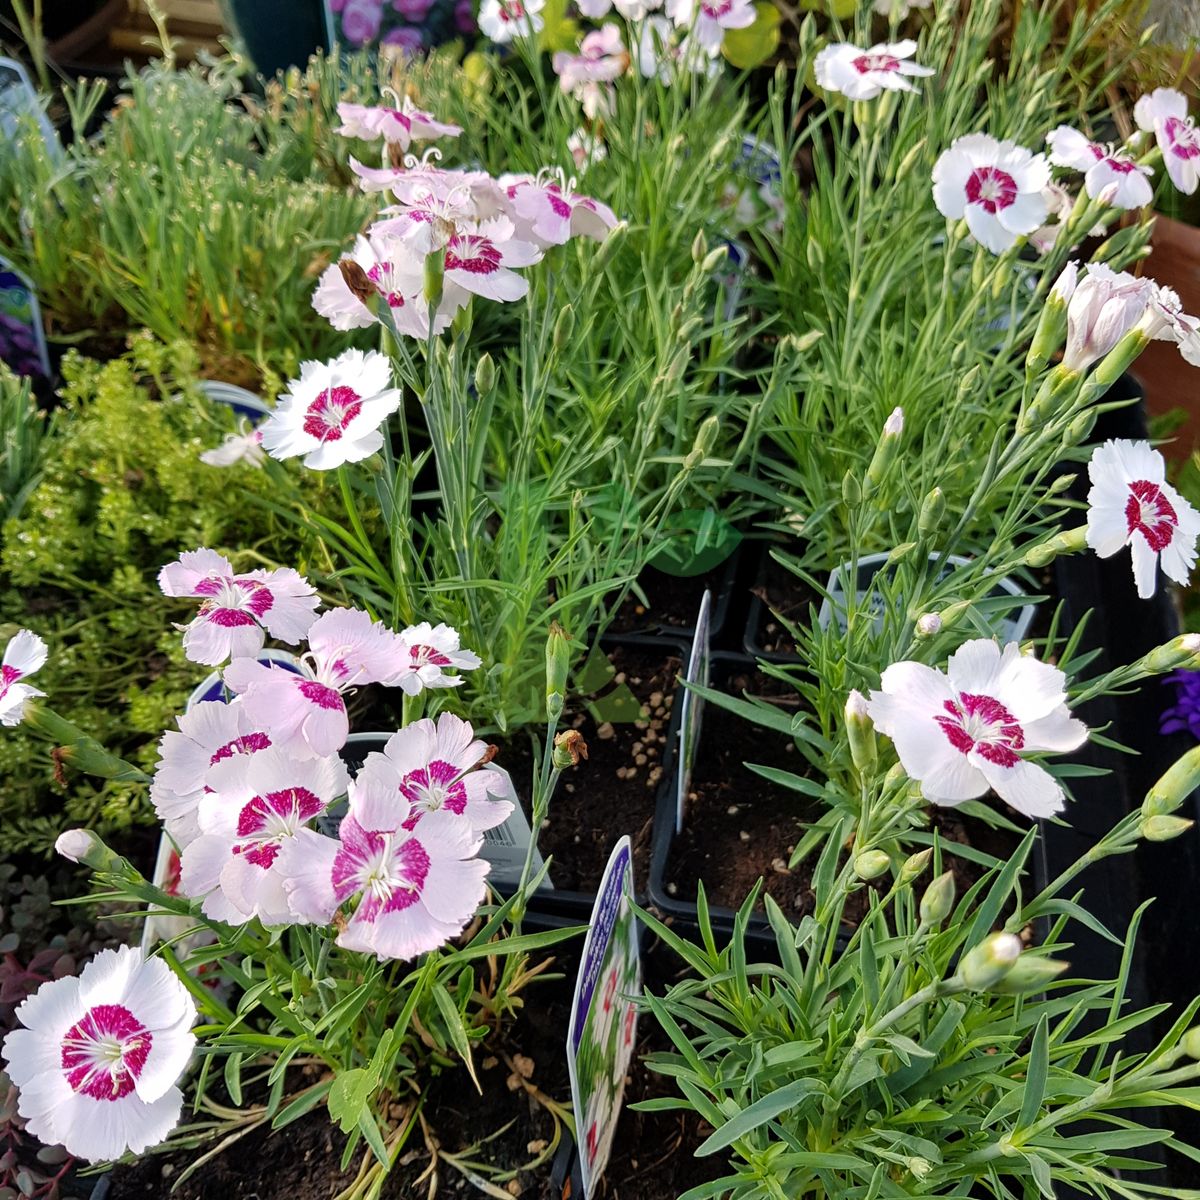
[842,469,862,508]
[845,689,877,776]
[22,703,149,783]
[919,870,955,926]
[691,231,708,263]
[591,222,627,273]
[474,353,496,397]
[545,622,571,721]
[782,330,823,356]
[898,848,933,886]
[1139,814,1194,842]
[960,932,1023,991]
[1183,1027,1200,1060]
[701,245,729,274]
[863,407,903,499]
[423,247,445,312]
[854,849,891,880]
[938,599,973,629]
[55,829,131,876]
[552,729,588,770]
[886,541,917,565]
[917,487,945,539]
[916,613,942,637]
[1064,408,1097,446]
[989,953,1069,994]
[1021,525,1088,570]
[1135,634,1200,676]
[1026,261,1076,375]
[553,304,575,352]
[1142,744,1200,817]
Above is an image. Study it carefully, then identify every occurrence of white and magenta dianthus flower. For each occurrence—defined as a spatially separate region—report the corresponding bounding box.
[1086,439,1200,599]
[225,607,404,757]
[931,133,1050,254]
[506,174,618,247]
[665,0,755,54]
[0,628,47,726]
[553,25,626,118]
[158,549,319,667]
[350,713,514,835]
[1045,126,1153,210]
[179,748,349,926]
[866,639,1087,819]
[1134,88,1200,196]
[2,947,196,1162]
[261,349,401,472]
[200,424,264,469]
[814,39,933,101]
[388,621,482,695]
[284,808,489,961]
[335,99,462,150]
[478,0,545,43]
[1055,261,1152,372]
[150,699,276,849]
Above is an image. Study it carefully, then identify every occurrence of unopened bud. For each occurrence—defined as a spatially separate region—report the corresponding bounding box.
[552,729,588,769]
[1183,1027,1200,1060]
[854,849,891,880]
[938,599,972,629]
[1022,525,1088,570]
[474,353,496,397]
[782,330,823,356]
[1027,262,1076,375]
[916,613,942,637]
[957,365,982,400]
[591,222,627,273]
[339,258,375,306]
[845,689,877,776]
[677,315,703,343]
[54,829,132,876]
[1143,744,1200,817]
[22,703,149,783]
[919,870,955,926]
[1136,634,1200,675]
[423,248,445,312]
[918,487,945,539]
[895,139,926,180]
[886,541,917,565]
[864,407,903,499]
[554,304,575,352]
[546,622,572,720]
[1140,814,1194,842]
[898,848,933,886]
[691,231,708,263]
[960,932,1023,991]
[1065,408,1097,446]
[990,953,1069,994]
[842,470,862,508]
[701,245,729,274]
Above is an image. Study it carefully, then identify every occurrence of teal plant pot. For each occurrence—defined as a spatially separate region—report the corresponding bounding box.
[221,0,329,76]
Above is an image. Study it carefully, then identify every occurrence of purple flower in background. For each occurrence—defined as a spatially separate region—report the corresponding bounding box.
[1161,669,1200,739]
[394,0,436,20]
[382,24,426,51]
[342,0,384,43]
[455,0,476,32]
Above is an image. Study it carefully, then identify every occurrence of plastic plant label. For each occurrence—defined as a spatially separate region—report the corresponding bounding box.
[185,648,302,709]
[567,836,641,1197]
[817,551,1036,643]
[197,379,272,422]
[0,57,61,163]
[0,257,51,380]
[675,590,713,834]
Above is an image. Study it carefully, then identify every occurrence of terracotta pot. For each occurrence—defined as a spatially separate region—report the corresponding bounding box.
[1137,213,1200,461]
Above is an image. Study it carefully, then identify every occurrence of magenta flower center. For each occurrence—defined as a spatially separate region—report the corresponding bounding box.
[333,824,432,920]
[366,263,407,309]
[0,663,23,700]
[298,679,345,711]
[1164,117,1200,161]
[499,1,526,19]
[409,643,453,668]
[935,693,1025,768]
[400,759,468,818]
[1125,479,1178,552]
[446,236,501,276]
[61,1004,151,1101]
[964,166,1018,214]
[233,785,325,869]
[210,730,272,767]
[852,53,900,74]
[700,0,734,17]
[193,576,275,629]
[304,385,363,444]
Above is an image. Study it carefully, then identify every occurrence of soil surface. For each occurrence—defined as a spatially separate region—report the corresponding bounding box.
[511,645,683,896]
[106,944,717,1200]
[748,550,813,659]
[610,564,727,635]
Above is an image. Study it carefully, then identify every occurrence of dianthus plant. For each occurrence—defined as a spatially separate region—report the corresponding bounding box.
[2,572,581,1198]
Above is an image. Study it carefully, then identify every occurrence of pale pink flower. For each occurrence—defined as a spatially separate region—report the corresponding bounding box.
[1,947,195,1161]
[1135,283,1200,366]
[352,159,508,220]
[507,176,618,247]
[553,25,626,117]
[200,425,264,468]
[351,713,514,835]
[931,134,1050,254]
[665,0,754,52]
[442,216,543,304]
[341,0,384,44]
[261,349,400,472]
[1086,440,1200,599]
[388,621,482,695]
[335,99,461,150]
[1045,126,1153,210]
[281,809,488,960]
[814,39,933,100]
[225,608,404,757]
[151,699,276,849]
[1060,262,1153,372]
[478,0,545,42]
[866,640,1087,819]
[180,749,349,925]
[567,128,607,171]
[312,232,443,338]
[1134,88,1200,196]
[0,629,47,726]
[158,549,319,667]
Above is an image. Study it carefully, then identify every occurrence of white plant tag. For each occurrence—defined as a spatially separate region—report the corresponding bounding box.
[676,589,712,833]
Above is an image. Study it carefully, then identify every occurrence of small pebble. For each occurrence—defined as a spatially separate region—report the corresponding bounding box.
[771,857,789,874]
[739,830,750,842]
[614,672,626,684]
[541,819,551,830]
[597,722,615,740]
[631,741,644,755]
[667,882,678,895]
[565,783,575,794]
[634,719,649,731]
[664,694,675,708]
[649,691,664,708]
[574,834,582,843]
[727,805,739,816]
[635,754,648,766]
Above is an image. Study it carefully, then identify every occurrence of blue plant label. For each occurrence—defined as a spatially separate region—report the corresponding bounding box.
[817,551,1036,644]
[0,56,61,163]
[197,379,272,422]
[0,257,51,380]
[567,836,641,1197]
[186,648,303,709]
[676,589,712,833]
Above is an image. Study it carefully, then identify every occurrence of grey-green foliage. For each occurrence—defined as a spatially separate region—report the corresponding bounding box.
[0,367,54,524]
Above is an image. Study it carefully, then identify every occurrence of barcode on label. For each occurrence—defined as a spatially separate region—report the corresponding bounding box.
[484,823,517,848]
